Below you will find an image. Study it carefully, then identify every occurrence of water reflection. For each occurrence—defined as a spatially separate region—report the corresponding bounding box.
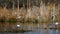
[0,22,60,34]
[0,30,60,34]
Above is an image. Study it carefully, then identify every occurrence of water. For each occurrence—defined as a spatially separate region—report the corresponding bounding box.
[0,30,60,34]
[0,22,60,34]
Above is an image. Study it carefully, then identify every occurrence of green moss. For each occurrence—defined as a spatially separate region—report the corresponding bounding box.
[32,19,38,24]
[0,18,5,23]
[0,17,39,24]
[20,19,25,23]
[8,18,17,23]
[40,18,47,23]
[24,18,38,24]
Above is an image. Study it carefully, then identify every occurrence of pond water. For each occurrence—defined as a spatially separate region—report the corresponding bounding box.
[0,30,60,34]
[0,22,60,34]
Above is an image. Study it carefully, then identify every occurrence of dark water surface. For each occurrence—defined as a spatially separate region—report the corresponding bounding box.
[0,30,60,34]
